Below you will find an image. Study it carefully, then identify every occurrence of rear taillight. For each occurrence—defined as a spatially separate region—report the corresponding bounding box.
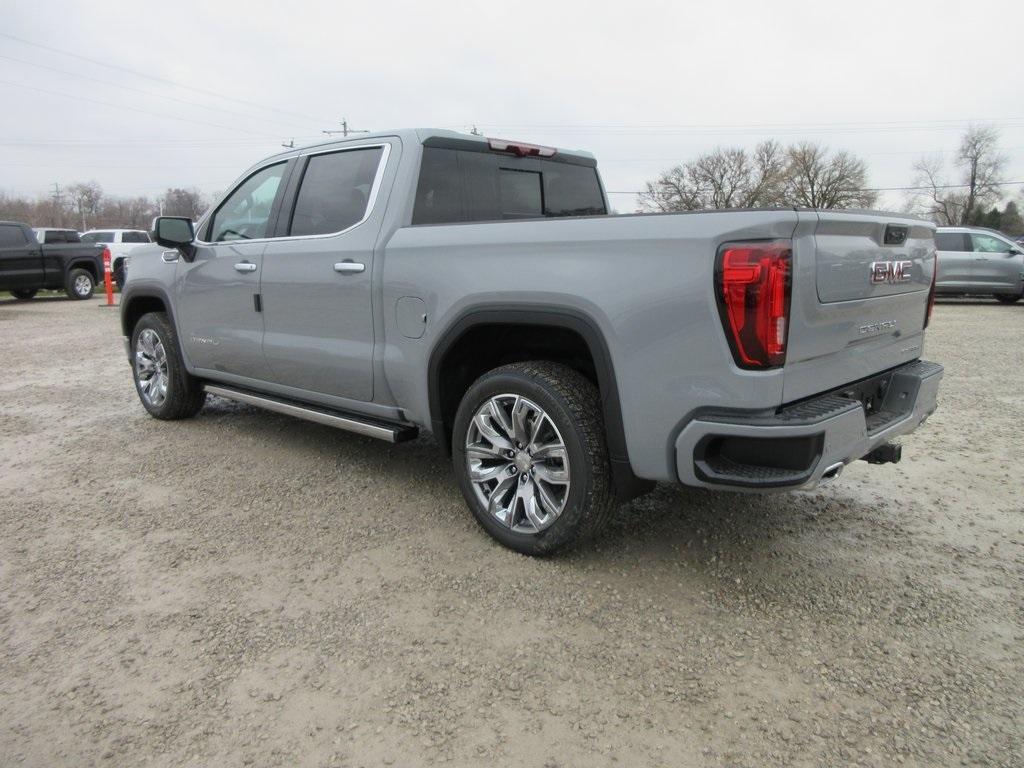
[715,240,792,369]
[924,251,937,328]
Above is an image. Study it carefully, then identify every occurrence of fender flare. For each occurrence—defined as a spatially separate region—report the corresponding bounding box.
[67,258,101,283]
[427,304,652,500]
[119,284,179,339]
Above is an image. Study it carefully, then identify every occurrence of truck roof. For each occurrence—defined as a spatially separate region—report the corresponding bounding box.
[261,128,597,166]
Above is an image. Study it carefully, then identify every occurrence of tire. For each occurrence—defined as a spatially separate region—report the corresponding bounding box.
[130,311,206,420]
[994,293,1021,304]
[11,288,37,300]
[451,361,616,556]
[65,268,95,300]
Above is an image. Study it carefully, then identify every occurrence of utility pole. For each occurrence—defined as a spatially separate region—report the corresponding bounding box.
[322,118,369,138]
[50,182,64,227]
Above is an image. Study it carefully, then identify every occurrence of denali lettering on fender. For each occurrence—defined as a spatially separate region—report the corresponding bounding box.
[870,260,913,285]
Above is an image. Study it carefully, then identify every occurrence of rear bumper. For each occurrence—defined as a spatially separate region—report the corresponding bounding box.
[674,359,943,491]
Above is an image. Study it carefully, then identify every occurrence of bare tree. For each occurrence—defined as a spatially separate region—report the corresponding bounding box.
[639,140,874,212]
[638,141,786,212]
[911,155,965,226]
[67,181,104,231]
[160,187,207,220]
[909,125,1006,225]
[782,143,877,209]
[959,125,1004,221]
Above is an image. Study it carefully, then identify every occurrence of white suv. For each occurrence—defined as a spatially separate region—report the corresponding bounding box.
[81,229,152,287]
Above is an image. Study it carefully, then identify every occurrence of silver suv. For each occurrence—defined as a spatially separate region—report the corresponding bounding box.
[935,226,1024,304]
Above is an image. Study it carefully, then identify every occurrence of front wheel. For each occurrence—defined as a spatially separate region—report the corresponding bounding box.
[11,288,37,300]
[131,312,206,420]
[452,361,616,556]
[994,293,1021,304]
[65,268,95,300]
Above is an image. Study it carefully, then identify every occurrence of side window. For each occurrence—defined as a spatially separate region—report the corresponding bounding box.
[971,233,1009,253]
[935,232,968,251]
[288,147,384,237]
[0,225,27,247]
[122,231,149,243]
[45,231,65,244]
[208,163,286,242]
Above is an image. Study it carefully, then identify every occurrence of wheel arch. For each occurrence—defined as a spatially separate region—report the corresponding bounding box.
[428,305,652,500]
[120,288,178,340]
[67,259,100,283]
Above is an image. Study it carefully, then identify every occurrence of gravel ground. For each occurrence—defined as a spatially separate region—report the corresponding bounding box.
[1,296,1021,767]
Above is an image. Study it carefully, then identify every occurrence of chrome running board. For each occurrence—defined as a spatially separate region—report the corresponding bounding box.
[204,384,418,443]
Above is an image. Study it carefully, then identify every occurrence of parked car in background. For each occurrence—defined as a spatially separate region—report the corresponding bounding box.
[81,229,152,288]
[1,220,105,300]
[935,226,1024,304]
[34,228,82,244]
[120,128,942,555]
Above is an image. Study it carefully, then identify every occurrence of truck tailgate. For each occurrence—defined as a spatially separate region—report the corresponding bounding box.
[783,210,936,403]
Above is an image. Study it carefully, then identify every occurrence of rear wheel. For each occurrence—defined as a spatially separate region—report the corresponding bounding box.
[994,293,1021,304]
[65,268,94,300]
[452,361,615,556]
[11,288,37,300]
[131,312,206,420]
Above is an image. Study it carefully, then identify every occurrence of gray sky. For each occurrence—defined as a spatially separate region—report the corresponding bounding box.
[2,0,1022,213]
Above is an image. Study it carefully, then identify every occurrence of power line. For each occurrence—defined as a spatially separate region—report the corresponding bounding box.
[605,180,1024,195]
[0,79,282,137]
[470,118,1024,130]
[0,53,322,133]
[0,32,335,126]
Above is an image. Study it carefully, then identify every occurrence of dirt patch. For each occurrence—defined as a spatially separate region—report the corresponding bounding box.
[1,296,1021,767]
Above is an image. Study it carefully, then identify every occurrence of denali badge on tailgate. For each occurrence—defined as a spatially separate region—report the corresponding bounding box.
[870,260,913,285]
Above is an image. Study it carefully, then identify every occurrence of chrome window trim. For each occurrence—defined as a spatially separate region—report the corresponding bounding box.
[196,142,392,247]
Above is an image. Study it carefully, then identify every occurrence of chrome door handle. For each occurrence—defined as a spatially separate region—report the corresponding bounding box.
[234,261,257,273]
[333,261,365,274]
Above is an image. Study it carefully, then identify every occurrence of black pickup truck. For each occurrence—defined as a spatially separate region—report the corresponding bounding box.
[0,221,106,300]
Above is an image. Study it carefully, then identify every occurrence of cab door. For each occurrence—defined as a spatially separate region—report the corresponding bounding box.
[175,160,291,381]
[970,232,1022,291]
[0,223,42,288]
[934,231,973,289]
[259,143,392,401]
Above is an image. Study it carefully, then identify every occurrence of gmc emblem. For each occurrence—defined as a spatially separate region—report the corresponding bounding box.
[869,260,913,285]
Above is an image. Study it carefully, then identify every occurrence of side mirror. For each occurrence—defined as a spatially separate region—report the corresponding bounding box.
[152,216,196,259]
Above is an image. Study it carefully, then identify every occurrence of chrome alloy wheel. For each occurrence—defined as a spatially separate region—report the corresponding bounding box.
[74,274,92,296]
[135,328,169,407]
[465,394,571,534]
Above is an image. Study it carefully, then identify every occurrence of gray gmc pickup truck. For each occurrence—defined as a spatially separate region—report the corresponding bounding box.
[120,129,943,555]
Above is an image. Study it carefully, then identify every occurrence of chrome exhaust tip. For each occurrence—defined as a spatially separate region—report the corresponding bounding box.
[821,461,844,482]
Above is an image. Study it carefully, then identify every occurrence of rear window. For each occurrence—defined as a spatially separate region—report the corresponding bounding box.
[412,147,606,225]
[935,232,968,251]
[82,231,116,243]
[0,224,27,247]
[121,231,150,243]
